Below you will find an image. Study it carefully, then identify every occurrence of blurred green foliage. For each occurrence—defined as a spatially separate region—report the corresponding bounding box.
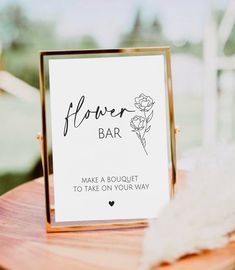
[215,9,235,56]
[0,4,99,88]
[1,4,234,90]
[0,4,234,195]
[0,4,100,194]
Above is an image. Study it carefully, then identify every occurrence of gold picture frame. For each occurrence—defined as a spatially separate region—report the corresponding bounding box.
[39,47,177,233]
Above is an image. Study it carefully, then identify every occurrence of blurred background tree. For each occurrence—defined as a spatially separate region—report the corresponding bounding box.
[0,5,30,49]
[0,4,100,89]
[0,4,58,87]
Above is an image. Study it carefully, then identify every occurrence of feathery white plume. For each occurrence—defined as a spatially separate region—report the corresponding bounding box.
[141,144,235,269]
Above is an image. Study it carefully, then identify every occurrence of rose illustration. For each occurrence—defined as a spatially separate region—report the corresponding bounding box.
[130,116,145,131]
[131,93,154,155]
[135,94,154,112]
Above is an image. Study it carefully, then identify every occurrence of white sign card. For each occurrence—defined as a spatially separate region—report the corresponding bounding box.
[45,49,175,224]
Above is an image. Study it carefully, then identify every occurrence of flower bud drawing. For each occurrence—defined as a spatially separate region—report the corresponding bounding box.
[130,116,145,131]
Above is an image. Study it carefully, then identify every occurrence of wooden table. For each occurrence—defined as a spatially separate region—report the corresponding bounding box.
[1,176,235,270]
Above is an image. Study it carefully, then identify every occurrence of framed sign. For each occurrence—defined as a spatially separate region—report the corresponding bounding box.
[39,47,176,232]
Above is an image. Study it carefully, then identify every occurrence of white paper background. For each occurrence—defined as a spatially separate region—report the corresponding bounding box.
[49,55,170,222]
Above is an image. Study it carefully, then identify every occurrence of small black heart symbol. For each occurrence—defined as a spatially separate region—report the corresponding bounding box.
[109,201,115,207]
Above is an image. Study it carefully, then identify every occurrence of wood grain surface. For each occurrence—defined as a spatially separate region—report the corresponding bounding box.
[0,175,235,270]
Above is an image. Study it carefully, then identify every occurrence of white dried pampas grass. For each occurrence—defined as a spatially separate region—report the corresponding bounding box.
[141,144,235,269]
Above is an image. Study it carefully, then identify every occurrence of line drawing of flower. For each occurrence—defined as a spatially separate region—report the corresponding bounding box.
[135,93,154,112]
[130,93,154,155]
